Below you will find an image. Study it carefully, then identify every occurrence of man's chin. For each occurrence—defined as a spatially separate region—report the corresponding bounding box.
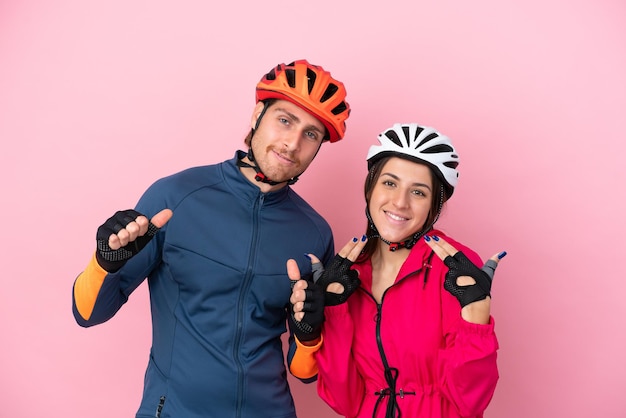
[270,174,296,183]
[264,168,301,183]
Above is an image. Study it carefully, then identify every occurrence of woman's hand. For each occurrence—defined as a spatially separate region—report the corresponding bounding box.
[314,236,367,305]
[424,235,506,324]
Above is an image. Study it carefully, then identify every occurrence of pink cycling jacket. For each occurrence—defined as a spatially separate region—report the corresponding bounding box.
[316,231,499,418]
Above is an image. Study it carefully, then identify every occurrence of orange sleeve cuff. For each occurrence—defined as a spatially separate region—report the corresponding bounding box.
[289,335,323,379]
[73,253,108,320]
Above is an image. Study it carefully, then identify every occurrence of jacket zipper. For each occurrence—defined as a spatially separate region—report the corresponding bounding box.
[233,193,264,418]
[367,250,434,417]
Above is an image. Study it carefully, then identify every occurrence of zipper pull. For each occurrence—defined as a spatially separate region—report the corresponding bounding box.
[155,396,165,418]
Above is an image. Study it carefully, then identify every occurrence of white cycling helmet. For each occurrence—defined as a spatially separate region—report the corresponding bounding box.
[366,123,460,198]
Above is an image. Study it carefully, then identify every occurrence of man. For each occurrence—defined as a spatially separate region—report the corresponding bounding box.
[72,60,350,418]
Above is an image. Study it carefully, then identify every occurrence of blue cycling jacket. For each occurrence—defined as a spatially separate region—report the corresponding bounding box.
[73,151,334,418]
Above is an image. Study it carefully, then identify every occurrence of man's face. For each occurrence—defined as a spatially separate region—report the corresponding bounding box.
[249,99,326,184]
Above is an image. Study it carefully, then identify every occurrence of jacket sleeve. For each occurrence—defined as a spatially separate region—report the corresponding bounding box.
[72,253,120,326]
[72,246,157,326]
[72,184,168,327]
[437,248,499,417]
[315,303,365,418]
[287,335,323,382]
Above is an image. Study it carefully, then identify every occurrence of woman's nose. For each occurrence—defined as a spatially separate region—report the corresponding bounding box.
[392,191,409,208]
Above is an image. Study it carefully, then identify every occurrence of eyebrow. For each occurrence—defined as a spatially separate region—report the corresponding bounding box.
[273,107,325,134]
[381,172,432,191]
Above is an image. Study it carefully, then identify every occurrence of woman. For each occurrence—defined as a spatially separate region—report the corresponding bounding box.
[290,123,505,418]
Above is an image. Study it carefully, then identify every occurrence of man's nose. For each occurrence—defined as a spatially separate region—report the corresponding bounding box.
[282,131,302,150]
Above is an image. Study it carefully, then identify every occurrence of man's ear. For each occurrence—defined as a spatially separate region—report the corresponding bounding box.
[250,101,266,130]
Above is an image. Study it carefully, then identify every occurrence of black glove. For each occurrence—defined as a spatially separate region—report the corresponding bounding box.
[315,254,361,306]
[288,276,325,342]
[443,251,497,307]
[95,209,159,272]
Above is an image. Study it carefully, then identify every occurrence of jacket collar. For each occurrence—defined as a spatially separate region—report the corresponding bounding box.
[223,151,291,205]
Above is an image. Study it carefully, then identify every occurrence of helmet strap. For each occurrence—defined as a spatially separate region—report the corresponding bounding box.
[236,155,299,186]
[239,101,298,186]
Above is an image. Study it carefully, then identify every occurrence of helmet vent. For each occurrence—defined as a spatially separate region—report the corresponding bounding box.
[417,132,439,148]
[422,143,453,154]
[285,69,296,88]
[331,102,348,115]
[306,69,317,93]
[402,126,412,142]
[384,130,403,146]
[413,126,425,139]
[320,83,339,103]
[265,68,277,81]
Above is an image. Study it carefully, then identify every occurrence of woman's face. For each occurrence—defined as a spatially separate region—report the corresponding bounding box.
[368,157,434,244]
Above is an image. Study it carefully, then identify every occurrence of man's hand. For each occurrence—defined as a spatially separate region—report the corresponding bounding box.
[287,259,325,343]
[96,208,173,272]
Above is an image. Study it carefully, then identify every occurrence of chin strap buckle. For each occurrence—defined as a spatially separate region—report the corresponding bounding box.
[388,241,407,252]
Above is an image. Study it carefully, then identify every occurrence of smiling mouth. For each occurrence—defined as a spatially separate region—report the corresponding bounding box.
[272,150,296,165]
[385,211,409,222]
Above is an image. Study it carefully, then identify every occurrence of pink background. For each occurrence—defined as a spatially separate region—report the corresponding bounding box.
[1,1,625,417]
